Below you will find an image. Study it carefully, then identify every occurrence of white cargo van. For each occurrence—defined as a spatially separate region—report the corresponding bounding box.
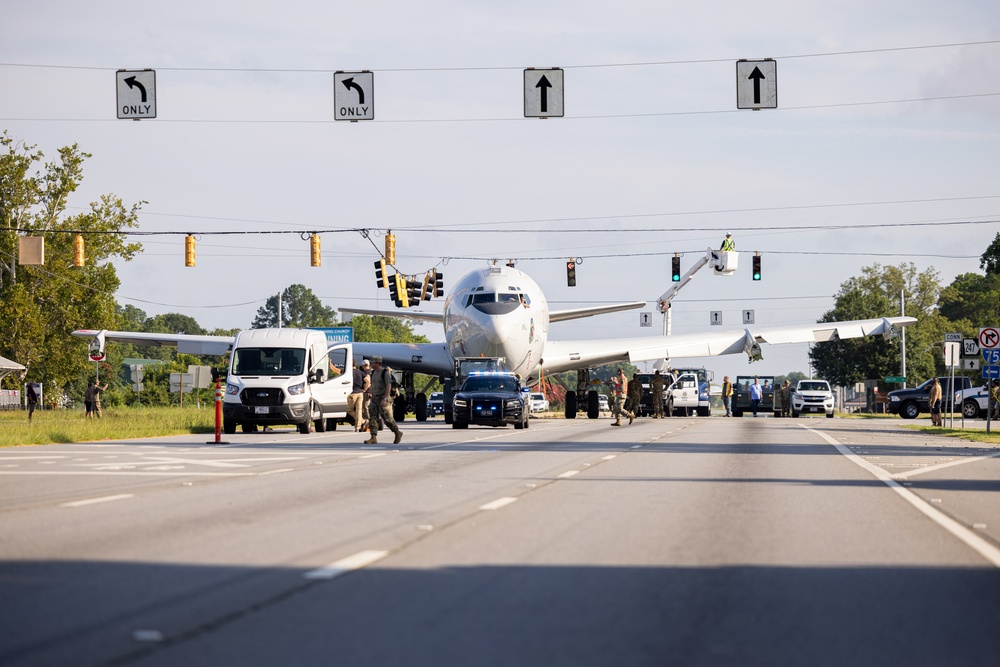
[223,328,353,434]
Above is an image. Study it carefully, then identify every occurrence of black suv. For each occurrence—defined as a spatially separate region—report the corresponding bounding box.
[886,376,972,419]
[452,372,529,430]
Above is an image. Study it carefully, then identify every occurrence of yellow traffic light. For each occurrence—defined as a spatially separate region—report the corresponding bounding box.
[73,234,85,267]
[310,234,321,267]
[397,273,409,309]
[385,232,396,265]
[185,234,196,267]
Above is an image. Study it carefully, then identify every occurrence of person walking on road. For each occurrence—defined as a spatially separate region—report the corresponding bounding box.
[750,376,763,417]
[626,372,642,418]
[928,377,943,427]
[610,368,634,426]
[650,370,666,418]
[781,380,792,418]
[364,356,403,445]
[348,361,367,432]
[721,376,733,417]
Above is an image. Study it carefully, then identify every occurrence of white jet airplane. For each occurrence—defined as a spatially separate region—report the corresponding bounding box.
[73,263,915,417]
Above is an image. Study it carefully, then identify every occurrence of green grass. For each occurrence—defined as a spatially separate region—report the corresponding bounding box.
[907,425,1000,446]
[0,406,216,447]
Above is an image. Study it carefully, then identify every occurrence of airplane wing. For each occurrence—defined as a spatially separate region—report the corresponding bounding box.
[540,316,917,374]
[548,302,646,323]
[339,308,444,324]
[71,329,235,355]
[72,329,456,377]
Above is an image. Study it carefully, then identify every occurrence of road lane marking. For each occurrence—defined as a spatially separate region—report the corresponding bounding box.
[479,497,517,511]
[304,549,389,580]
[804,426,1000,568]
[61,494,134,508]
[892,451,1000,479]
[558,470,580,478]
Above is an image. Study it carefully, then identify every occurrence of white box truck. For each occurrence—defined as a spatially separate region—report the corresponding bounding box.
[223,328,353,434]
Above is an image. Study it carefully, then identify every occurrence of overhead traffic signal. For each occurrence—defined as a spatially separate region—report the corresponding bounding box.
[566,260,576,287]
[185,234,196,267]
[752,253,761,281]
[385,232,396,265]
[407,278,422,306]
[420,272,432,301]
[671,255,681,282]
[388,273,408,308]
[433,269,444,297]
[73,234,85,267]
[374,259,387,288]
[310,234,321,267]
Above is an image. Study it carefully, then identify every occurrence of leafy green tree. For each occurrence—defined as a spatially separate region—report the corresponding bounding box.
[146,313,206,335]
[810,263,944,387]
[0,132,142,394]
[939,237,1000,331]
[252,284,336,328]
[349,314,429,344]
[981,232,1000,276]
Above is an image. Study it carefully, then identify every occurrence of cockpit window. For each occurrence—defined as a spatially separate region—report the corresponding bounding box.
[499,293,519,304]
[472,293,497,304]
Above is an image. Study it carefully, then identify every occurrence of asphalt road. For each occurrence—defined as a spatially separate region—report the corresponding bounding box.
[1,415,998,667]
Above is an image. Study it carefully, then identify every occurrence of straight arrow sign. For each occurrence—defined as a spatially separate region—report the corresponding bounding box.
[736,59,777,109]
[524,68,564,118]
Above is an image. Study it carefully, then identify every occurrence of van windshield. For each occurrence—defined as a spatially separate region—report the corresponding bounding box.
[232,347,305,376]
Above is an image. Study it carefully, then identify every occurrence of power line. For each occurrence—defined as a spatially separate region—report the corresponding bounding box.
[1,39,997,73]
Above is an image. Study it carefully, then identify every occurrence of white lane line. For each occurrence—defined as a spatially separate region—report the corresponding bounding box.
[558,470,580,478]
[0,471,253,477]
[602,455,617,460]
[479,497,517,511]
[304,549,389,580]
[61,494,134,508]
[359,453,387,459]
[259,468,295,475]
[804,426,1000,568]
[893,451,1000,479]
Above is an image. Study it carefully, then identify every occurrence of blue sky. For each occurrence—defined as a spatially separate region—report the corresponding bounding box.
[3,1,998,377]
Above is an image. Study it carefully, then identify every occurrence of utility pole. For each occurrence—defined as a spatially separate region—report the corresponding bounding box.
[900,290,907,388]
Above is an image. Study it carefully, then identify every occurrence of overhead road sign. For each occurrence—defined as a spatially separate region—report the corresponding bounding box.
[736,59,777,110]
[524,68,564,118]
[334,71,374,121]
[116,69,156,120]
[979,327,1000,350]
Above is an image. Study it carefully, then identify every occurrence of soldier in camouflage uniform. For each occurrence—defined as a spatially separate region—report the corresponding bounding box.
[650,371,666,418]
[781,380,792,418]
[610,368,634,426]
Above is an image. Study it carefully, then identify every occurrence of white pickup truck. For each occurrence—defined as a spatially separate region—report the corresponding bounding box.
[791,379,835,418]
[957,384,995,419]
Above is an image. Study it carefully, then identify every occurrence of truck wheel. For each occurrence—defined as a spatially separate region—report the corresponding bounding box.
[313,403,327,432]
[223,419,236,435]
[452,422,468,429]
[242,423,258,433]
[826,411,834,418]
[325,418,338,431]
[791,410,799,418]
[697,406,710,417]
[900,401,920,419]
[297,421,311,435]
[963,399,980,419]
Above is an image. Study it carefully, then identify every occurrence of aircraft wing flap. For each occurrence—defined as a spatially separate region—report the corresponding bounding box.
[351,342,453,377]
[339,308,444,324]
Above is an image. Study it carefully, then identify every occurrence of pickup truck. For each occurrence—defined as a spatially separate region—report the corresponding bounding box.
[957,383,997,419]
[791,380,835,418]
[886,376,972,419]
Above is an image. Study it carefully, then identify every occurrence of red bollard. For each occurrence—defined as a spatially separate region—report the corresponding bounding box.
[207,379,229,444]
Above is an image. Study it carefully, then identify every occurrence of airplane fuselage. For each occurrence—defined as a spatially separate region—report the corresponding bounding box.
[442,265,549,384]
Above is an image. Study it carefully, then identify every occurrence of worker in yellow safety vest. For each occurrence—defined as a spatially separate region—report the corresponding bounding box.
[720,233,735,252]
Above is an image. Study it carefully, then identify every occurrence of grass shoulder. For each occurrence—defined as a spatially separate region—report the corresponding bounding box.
[0,407,216,447]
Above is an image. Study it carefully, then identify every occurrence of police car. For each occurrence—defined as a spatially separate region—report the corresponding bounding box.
[452,371,529,430]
